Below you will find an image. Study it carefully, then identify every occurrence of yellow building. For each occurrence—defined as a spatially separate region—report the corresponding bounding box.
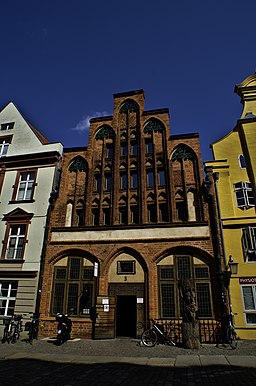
[205,73,256,339]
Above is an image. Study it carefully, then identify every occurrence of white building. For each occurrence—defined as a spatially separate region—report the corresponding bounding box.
[0,102,63,332]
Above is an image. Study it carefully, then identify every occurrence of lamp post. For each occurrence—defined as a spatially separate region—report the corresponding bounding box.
[223,255,238,288]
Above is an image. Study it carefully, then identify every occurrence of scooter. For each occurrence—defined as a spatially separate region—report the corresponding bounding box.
[56,312,72,345]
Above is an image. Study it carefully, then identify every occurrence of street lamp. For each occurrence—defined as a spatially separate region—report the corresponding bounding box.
[228,255,238,275]
[223,255,238,288]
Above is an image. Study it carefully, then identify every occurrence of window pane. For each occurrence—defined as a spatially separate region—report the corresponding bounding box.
[131,206,139,224]
[246,313,256,324]
[177,256,191,279]
[120,174,127,189]
[106,143,113,158]
[121,143,128,156]
[131,142,138,155]
[80,284,93,314]
[92,209,99,226]
[17,172,35,200]
[83,268,94,280]
[69,258,81,280]
[147,205,156,222]
[145,139,153,153]
[159,204,168,222]
[105,175,112,190]
[176,201,187,221]
[94,175,101,192]
[161,284,175,317]
[195,267,209,279]
[196,283,212,317]
[158,170,165,186]
[239,154,246,169]
[146,171,154,188]
[56,268,67,280]
[103,208,110,225]
[247,190,255,206]
[120,207,127,224]
[52,283,65,314]
[160,267,174,279]
[242,286,256,310]
[131,172,138,189]
[67,283,78,314]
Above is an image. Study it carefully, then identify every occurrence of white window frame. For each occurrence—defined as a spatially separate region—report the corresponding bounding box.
[0,281,18,316]
[234,182,255,208]
[242,226,256,262]
[6,224,26,260]
[16,172,36,201]
[241,284,256,325]
[0,139,10,157]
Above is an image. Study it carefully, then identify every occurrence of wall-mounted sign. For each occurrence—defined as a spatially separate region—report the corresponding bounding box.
[137,298,143,304]
[240,277,256,284]
[104,305,109,312]
[94,262,98,277]
[102,298,109,305]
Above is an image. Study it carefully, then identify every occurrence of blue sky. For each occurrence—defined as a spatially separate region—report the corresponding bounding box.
[1,0,256,162]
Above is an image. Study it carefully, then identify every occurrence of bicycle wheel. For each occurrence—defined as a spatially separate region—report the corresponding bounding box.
[141,329,158,347]
[227,327,237,349]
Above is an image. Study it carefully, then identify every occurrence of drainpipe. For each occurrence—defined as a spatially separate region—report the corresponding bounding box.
[212,172,233,318]
[35,167,61,317]
[204,167,227,318]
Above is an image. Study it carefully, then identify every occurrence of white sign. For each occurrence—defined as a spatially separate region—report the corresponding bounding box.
[137,298,144,304]
[104,305,109,312]
[102,298,109,305]
[94,262,98,277]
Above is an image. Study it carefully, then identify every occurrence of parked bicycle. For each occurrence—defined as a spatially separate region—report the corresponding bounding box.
[217,313,237,349]
[25,313,40,344]
[141,319,180,347]
[2,314,23,344]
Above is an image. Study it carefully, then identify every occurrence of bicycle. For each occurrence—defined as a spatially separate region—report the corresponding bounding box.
[216,313,237,349]
[25,313,39,344]
[141,319,180,347]
[2,314,23,344]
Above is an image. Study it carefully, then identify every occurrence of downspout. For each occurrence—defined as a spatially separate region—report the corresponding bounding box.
[35,166,61,316]
[204,167,227,318]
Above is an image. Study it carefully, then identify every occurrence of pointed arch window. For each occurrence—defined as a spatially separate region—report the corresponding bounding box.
[51,257,96,316]
[119,100,139,114]
[171,146,195,162]
[95,125,115,140]
[144,118,164,134]
[158,255,212,318]
[69,157,87,173]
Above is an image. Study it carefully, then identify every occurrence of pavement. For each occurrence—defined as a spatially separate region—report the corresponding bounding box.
[1,337,256,385]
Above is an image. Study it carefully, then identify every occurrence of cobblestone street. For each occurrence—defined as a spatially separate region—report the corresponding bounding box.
[1,338,256,385]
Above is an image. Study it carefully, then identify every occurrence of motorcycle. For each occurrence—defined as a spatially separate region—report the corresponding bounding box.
[55,312,72,345]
